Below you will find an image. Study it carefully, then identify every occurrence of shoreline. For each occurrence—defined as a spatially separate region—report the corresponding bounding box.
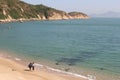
[0,50,119,80]
[0,18,43,24]
[0,17,90,24]
[1,18,119,80]
[0,52,93,80]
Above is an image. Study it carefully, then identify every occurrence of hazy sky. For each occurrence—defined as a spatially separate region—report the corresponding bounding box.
[21,0,120,15]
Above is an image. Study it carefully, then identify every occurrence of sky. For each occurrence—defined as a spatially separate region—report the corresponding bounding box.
[21,0,120,15]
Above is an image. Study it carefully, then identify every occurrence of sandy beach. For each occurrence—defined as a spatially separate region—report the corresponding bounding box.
[0,56,88,80]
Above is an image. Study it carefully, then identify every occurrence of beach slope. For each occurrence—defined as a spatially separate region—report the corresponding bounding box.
[0,57,87,80]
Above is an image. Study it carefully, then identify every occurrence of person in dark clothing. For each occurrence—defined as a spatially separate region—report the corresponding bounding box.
[32,62,34,70]
[28,62,34,71]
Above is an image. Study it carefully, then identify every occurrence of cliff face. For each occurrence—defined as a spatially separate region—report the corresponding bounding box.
[0,0,89,22]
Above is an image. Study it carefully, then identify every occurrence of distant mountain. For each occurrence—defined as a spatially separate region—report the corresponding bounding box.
[91,11,120,18]
[0,0,89,22]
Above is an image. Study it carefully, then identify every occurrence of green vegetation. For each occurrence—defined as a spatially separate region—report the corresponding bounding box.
[0,0,88,20]
[8,9,21,19]
[68,12,88,17]
[0,14,5,19]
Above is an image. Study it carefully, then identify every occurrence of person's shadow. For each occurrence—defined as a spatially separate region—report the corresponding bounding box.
[24,69,30,71]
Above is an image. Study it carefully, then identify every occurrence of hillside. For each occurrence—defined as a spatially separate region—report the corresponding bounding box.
[0,0,89,22]
[68,12,89,19]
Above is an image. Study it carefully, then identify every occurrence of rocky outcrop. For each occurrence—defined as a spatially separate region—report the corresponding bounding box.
[68,12,89,19]
[45,11,89,20]
[45,10,71,20]
[0,0,89,22]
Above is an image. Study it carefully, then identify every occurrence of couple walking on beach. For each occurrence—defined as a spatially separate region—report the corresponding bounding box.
[28,62,34,71]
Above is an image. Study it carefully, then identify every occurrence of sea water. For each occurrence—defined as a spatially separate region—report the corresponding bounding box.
[0,18,120,80]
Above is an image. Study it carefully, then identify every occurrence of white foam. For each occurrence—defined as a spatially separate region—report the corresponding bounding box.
[87,74,96,80]
[34,63,44,67]
[15,57,21,61]
[34,63,96,80]
[46,66,88,79]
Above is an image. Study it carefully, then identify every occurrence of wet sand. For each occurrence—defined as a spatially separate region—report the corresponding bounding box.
[0,57,88,80]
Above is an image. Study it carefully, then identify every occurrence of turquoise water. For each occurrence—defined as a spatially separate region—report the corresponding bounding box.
[0,18,120,79]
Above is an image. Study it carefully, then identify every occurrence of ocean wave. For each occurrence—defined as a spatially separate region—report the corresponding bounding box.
[14,57,21,61]
[34,63,96,80]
